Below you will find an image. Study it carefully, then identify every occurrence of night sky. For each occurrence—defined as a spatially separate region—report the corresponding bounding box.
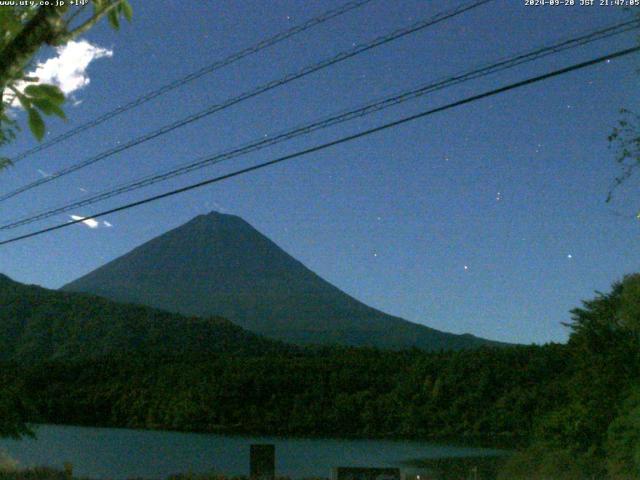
[1,0,639,344]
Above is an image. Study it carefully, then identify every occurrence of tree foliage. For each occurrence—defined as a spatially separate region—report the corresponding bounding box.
[14,346,568,441]
[608,109,640,211]
[605,386,640,478]
[505,274,640,478]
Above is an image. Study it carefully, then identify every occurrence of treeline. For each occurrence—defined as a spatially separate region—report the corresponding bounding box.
[0,275,639,478]
[17,344,567,442]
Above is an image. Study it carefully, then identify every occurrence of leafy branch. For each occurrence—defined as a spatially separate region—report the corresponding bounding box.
[607,109,640,213]
[0,0,132,168]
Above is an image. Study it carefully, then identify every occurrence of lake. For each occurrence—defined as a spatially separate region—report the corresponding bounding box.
[0,424,505,479]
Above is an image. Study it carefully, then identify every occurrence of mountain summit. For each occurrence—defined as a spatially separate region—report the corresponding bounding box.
[62,212,502,350]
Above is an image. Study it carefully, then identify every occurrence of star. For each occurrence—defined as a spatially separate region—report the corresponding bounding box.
[567,254,573,259]
[464,265,469,271]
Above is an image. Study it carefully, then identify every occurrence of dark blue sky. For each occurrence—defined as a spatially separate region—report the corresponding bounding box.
[1,0,639,344]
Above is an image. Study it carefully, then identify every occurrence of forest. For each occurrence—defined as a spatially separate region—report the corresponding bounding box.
[0,274,638,478]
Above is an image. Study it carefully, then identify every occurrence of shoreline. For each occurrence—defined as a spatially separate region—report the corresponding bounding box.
[24,422,520,451]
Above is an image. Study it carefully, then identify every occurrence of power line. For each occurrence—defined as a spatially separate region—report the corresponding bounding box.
[1,45,636,247]
[0,0,493,204]
[8,0,376,164]
[2,18,636,231]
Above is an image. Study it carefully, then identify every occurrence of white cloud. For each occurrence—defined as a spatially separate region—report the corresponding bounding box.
[5,40,113,107]
[68,215,114,229]
[70,214,99,229]
[30,40,113,94]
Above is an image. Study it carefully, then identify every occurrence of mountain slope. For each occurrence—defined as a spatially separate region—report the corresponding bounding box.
[0,273,284,361]
[63,212,503,350]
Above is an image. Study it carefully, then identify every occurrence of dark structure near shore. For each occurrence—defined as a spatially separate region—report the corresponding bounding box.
[250,444,275,480]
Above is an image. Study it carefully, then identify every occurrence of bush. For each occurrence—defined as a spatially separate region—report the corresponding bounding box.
[498,443,592,480]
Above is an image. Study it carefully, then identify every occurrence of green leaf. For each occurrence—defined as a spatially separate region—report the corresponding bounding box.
[25,84,64,105]
[92,0,106,16]
[108,8,120,30]
[32,98,66,119]
[24,85,45,97]
[27,108,45,141]
[17,94,31,110]
[121,0,133,22]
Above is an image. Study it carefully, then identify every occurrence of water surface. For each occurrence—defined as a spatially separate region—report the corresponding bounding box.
[0,424,504,479]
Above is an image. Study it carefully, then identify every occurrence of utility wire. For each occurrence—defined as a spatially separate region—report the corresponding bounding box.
[0,0,493,203]
[1,18,636,230]
[8,0,376,164]
[1,45,637,247]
